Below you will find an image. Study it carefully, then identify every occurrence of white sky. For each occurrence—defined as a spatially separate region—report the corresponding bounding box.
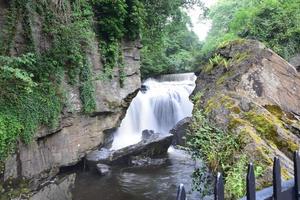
[187,0,217,41]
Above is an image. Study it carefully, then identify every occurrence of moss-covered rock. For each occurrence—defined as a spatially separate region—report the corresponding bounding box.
[190,39,300,198]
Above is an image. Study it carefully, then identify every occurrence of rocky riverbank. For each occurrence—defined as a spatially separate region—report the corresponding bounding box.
[190,39,300,193]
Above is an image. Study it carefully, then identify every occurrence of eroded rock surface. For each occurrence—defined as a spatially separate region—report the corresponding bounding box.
[30,174,76,200]
[192,39,300,187]
[86,133,173,168]
[110,134,173,164]
[170,117,191,146]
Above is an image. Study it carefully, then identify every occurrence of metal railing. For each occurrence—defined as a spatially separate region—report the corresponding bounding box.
[176,152,300,200]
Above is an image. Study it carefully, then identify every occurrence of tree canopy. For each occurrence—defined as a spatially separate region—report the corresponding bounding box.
[200,0,300,60]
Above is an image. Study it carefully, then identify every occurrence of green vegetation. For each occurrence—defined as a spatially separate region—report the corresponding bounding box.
[0,0,202,162]
[188,93,274,199]
[187,109,241,172]
[199,0,300,60]
[187,108,244,198]
[140,0,203,78]
[202,54,229,73]
[0,178,30,200]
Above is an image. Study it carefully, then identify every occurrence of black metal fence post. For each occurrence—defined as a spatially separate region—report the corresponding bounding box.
[247,163,256,200]
[176,151,300,200]
[215,172,224,200]
[176,183,186,200]
[294,151,300,199]
[273,157,282,200]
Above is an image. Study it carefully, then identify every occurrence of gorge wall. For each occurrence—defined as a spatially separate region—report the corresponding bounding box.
[0,0,141,199]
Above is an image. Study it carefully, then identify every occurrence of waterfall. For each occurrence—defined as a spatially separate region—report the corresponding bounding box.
[111,73,196,150]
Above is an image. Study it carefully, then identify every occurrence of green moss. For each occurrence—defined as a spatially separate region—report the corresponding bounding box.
[243,111,299,155]
[0,178,30,200]
[264,105,284,119]
[216,72,233,85]
[244,111,277,141]
[228,117,248,130]
[204,94,235,115]
[204,96,219,114]
[232,52,250,64]
[231,106,241,114]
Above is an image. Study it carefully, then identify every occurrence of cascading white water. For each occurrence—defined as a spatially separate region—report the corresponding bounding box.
[111,73,196,150]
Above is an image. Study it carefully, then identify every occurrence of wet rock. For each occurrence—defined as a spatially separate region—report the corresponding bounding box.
[140,85,149,93]
[170,117,191,146]
[86,134,173,167]
[130,156,168,167]
[29,174,76,200]
[96,164,111,176]
[141,129,159,141]
[86,148,112,167]
[110,134,173,165]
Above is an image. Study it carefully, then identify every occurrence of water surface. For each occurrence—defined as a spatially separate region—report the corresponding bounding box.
[73,148,200,200]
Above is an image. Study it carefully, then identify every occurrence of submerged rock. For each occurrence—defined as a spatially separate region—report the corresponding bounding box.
[96,164,111,176]
[130,156,168,167]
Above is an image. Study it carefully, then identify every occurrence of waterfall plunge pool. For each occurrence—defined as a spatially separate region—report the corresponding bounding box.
[73,73,201,200]
[73,147,201,200]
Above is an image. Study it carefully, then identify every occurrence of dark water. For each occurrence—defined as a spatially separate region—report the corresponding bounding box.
[73,148,201,200]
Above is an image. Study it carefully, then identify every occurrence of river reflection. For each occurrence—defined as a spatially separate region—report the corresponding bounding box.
[73,148,201,200]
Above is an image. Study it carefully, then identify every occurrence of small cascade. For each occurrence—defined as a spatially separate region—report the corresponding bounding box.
[111,73,196,150]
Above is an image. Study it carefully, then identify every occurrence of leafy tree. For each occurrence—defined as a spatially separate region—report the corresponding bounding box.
[141,8,202,78]
[200,0,300,59]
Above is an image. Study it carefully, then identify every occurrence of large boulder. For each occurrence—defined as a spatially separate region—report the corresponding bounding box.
[86,133,173,167]
[192,39,300,188]
[96,164,111,176]
[110,134,173,164]
[170,117,191,146]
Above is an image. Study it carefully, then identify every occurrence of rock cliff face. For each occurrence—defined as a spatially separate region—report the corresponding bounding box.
[192,40,300,188]
[5,40,141,182]
[0,0,141,198]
